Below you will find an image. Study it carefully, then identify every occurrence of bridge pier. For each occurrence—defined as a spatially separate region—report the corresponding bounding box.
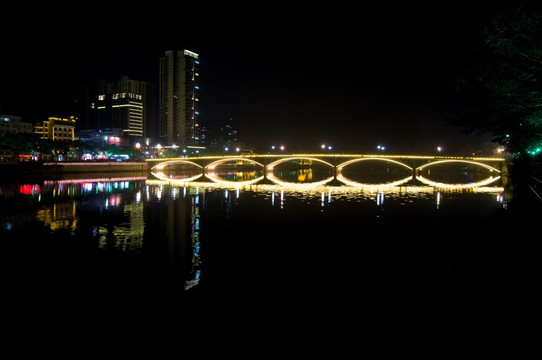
[411,160,417,185]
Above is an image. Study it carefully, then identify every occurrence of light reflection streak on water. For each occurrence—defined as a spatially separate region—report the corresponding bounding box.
[145,179,505,205]
[416,175,502,189]
[266,172,334,186]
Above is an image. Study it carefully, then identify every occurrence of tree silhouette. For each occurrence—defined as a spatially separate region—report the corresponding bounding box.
[451,0,542,158]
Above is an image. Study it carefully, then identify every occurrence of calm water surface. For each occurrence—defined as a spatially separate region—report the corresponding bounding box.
[0,170,536,358]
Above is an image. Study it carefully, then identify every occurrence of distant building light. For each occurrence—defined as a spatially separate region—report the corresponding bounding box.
[184,50,199,58]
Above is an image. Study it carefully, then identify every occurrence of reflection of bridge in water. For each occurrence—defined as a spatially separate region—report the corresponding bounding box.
[146,153,505,188]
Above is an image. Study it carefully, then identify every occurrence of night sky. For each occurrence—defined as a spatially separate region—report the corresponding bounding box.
[2,2,503,154]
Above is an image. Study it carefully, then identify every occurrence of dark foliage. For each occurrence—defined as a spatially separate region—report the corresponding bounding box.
[451,0,542,156]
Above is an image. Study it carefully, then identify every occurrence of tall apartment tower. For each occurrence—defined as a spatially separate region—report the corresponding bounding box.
[159,50,200,147]
[90,76,155,143]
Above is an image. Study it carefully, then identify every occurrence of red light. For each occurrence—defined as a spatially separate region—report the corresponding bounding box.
[19,184,40,195]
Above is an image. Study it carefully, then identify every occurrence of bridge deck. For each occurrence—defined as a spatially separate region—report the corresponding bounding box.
[146,153,505,163]
[146,153,505,188]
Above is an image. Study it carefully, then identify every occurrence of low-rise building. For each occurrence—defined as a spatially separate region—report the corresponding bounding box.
[34,116,76,141]
[0,114,33,135]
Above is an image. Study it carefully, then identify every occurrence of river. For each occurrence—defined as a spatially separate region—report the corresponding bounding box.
[0,167,538,358]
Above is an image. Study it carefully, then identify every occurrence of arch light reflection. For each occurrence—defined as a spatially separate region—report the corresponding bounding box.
[265,172,335,187]
[416,175,502,189]
[145,179,505,209]
[205,173,265,186]
[336,174,412,188]
[151,171,204,183]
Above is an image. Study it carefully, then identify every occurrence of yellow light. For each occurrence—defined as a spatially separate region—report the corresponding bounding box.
[151,172,204,183]
[415,159,501,173]
[205,173,265,186]
[205,157,265,169]
[416,175,501,189]
[150,159,203,172]
[266,156,334,169]
[266,172,334,187]
[336,174,412,188]
[336,157,413,171]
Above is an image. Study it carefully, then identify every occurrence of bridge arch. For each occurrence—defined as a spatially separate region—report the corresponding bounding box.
[335,158,412,187]
[266,156,334,169]
[415,159,501,188]
[336,157,413,171]
[150,159,203,171]
[415,159,501,173]
[205,157,265,169]
[150,160,204,182]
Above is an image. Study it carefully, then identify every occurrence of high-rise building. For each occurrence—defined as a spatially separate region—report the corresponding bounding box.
[159,50,200,147]
[87,76,155,144]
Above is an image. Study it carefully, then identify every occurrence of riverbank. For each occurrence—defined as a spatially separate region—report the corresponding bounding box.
[0,161,149,182]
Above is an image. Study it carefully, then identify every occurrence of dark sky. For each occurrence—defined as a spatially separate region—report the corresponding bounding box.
[1,2,503,154]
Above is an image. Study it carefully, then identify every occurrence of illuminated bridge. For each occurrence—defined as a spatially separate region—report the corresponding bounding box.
[146,153,505,188]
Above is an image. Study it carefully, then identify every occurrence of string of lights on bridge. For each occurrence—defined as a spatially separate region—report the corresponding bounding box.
[146,152,505,189]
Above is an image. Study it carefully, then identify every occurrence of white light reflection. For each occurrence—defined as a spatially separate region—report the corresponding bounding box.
[416,175,501,189]
[205,172,264,186]
[151,171,204,183]
[376,191,384,206]
[266,172,334,187]
[145,179,505,210]
[336,174,411,188]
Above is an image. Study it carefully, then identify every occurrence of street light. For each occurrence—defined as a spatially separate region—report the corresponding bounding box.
[321,144,333,151]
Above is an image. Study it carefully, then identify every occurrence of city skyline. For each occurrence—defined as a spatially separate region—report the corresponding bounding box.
[1,2,503,154]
